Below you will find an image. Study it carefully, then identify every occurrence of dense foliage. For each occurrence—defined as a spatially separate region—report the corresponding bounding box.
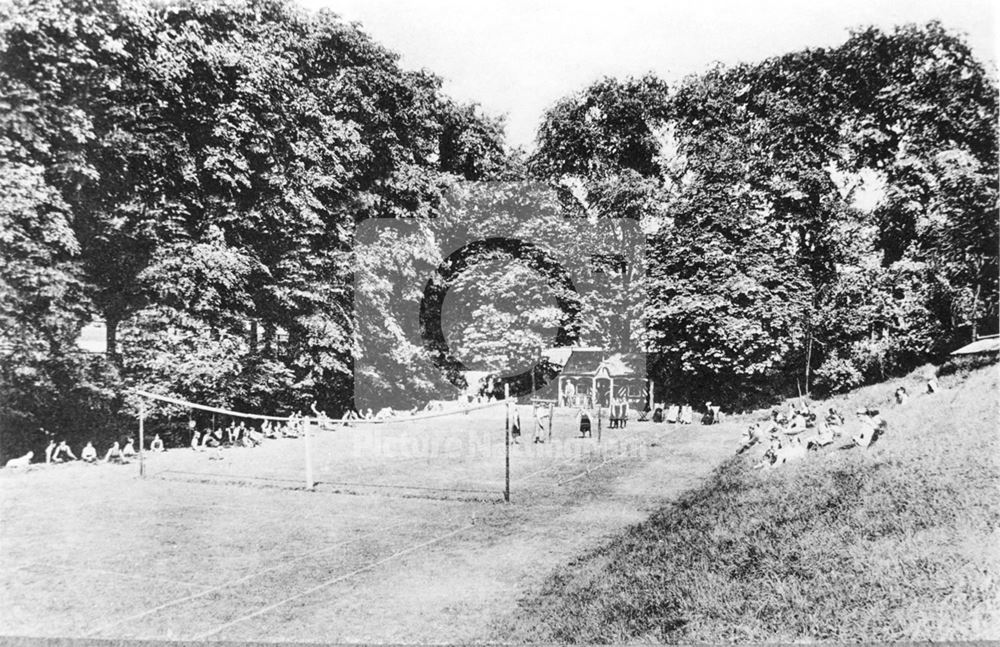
[0,0,996,457]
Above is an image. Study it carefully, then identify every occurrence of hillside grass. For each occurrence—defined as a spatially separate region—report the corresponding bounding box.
[497,363,1000,643]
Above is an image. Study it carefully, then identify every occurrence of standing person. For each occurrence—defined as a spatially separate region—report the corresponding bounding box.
[510,405,522,445]
[52,440,77,462]
[188,421,201,451]
[532,404,547,444]
[679,404,693,425]
[44,439,56,464]
[577,408,592,438]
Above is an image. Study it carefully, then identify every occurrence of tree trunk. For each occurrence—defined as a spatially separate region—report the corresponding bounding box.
[971,283,982,341]
[105,316,119,361]
[804,334,813,397]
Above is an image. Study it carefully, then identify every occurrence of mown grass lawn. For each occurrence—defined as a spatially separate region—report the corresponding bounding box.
[498,364,1000,643]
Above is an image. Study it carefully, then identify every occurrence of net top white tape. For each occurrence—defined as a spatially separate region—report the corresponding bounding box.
[342,399,507,425]
[130,389,296,422]
[131,389,508,425]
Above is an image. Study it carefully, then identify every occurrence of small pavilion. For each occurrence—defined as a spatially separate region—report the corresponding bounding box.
[556,349,653,410]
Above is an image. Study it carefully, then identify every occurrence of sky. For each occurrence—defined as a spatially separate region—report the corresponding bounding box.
[297,0,997,151]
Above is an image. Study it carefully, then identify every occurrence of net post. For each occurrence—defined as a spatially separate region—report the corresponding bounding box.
[504,383,510,503]
[138,399,146,478]
[597,405,602,444]
[547,402,553,442]
[304,415,315,490]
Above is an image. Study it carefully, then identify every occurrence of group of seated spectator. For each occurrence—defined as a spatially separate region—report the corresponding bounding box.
[5,408,321,470]
[188,414,307,457]
[5,435,162,470]
[651,403,695,425]
[739,375,938,469]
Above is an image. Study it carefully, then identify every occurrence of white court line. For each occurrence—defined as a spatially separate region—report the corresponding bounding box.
[554,426,676,486]
[517,423,673,486]
[192,522,475,641]
[556,454,628,486]
[83,519,412,637]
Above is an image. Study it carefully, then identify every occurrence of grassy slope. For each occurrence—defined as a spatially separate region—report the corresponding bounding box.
[497,364,1000,643]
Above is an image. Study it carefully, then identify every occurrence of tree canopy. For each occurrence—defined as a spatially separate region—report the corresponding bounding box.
[0,0,996,458]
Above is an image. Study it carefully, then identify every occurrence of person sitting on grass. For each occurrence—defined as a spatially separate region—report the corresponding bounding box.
[926,375,938,394]
[52,440,77,462]
[81,442,97,463]
[849,408,887,449]
[806,420,835,450]
[44,440,56,464]
[247,426,263,446]
[894,386,909,405]
[104,441,124,463]
[702,402,716,425]
[340,409,359,425]
[150,434,165,452]
[786,408,808,434]
[5,451,33,469]
[737,423,764,454]
[665,404,679,423]
[122,438,136,459]
[769,436,807,468]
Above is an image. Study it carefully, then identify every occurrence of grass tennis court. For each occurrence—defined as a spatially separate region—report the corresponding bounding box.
[0,407,744,642]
